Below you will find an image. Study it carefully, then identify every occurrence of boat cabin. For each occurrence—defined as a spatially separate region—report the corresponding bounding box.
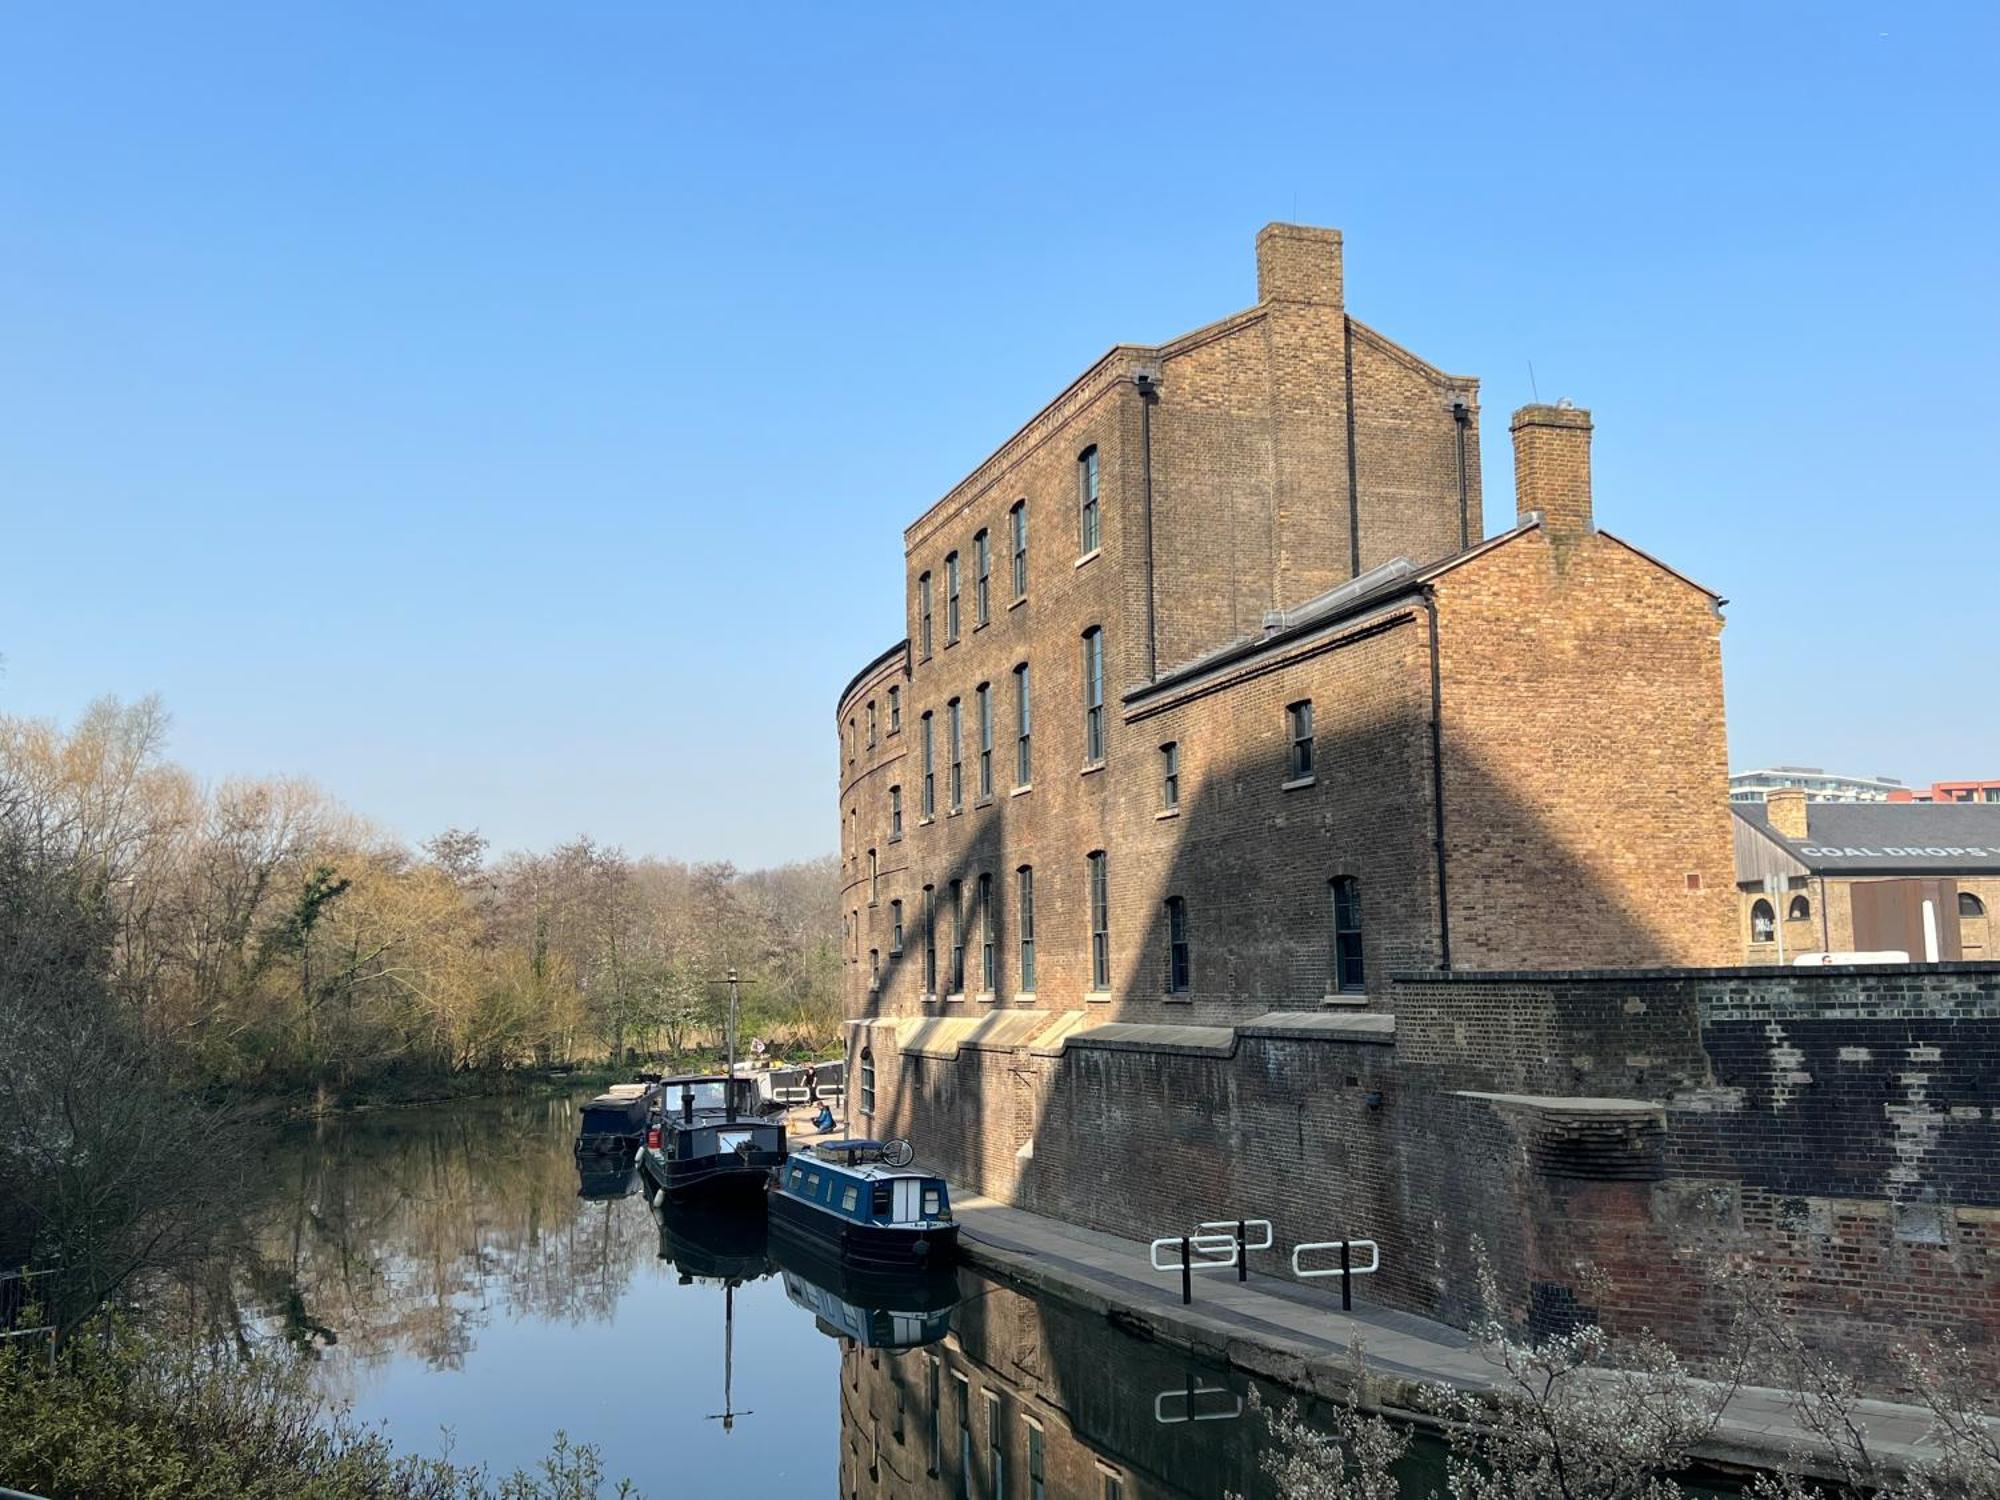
[659,1073,763,1122]
[779,1141,952,1230]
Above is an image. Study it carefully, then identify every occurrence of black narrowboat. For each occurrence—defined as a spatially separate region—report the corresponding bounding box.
[770,1232,959,1350]
[574,1081,658,1156]
[766,1139,957,1271]
[638,1073,788,1203]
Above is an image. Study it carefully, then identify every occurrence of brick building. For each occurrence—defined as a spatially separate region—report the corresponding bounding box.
[829,225,2000,1387]
[1734,788,1999,962]
[835,222,1735,1036]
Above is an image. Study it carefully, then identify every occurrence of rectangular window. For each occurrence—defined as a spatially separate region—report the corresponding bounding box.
[1288,699,1315,781]
[929,1359,943,1478]
[954,1373,972,1500]
[1101,1471,1123,1500]
[948,879,965,994]
[986,1392,1004,1499]
[890,899,904,954]
[1332,877,1365,993]
[846,717,855,765]
[889,686,901,733]
[923,886,938,995]
[842,1184,860,1213]
[921,713,935,817]
[1082,628,1105,763]
[1088,851,1110,991]
[1011,501,1028,598]
[1026,1421,1046,1500]
[867,699,877,749]
[869,847,878,904]
[974,530,990,627]
[947,698,963,812]
[945,552,960,645]
[869,948,880,989]
[1079,446,1100,555]
[860,1049,876,1116]
[918,573,933,658]
[1014,663,1032,786]
[978,872,995,993]
[890,784,903,840]
[1165,896,1190,994]
[976,683,993,799]
[1161,741,1179,811]
[1017,866,1036,993]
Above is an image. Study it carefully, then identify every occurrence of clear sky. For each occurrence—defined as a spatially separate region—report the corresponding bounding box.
[3,4,1994,866]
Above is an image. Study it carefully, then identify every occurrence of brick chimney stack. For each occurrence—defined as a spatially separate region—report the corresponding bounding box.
[1766,787,1810,841]
[1256,223,1343,307]
[1511,402,1594,537]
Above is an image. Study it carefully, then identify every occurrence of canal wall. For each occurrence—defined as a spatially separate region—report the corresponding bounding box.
[851,962,2000,1386]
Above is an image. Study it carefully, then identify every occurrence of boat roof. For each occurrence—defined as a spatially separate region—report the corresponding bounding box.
[602,1083,653,1099]
[660,1073,755,1087]
[795,1141,939,1183]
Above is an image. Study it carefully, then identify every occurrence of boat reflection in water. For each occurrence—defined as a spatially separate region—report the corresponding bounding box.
[654,1198,774,1435]
[772,1234,960,1353]
[573,1158,641,1202]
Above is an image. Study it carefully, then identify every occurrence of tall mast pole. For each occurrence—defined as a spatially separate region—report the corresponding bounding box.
[725,966,739,1123]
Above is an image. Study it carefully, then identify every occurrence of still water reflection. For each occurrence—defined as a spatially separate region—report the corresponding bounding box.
[199,1094,1466,1496]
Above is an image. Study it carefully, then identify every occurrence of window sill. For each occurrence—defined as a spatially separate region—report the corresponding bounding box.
[888,832,902,844]
[919,816,935,827]
[947,806,963,818]
[1281,774,1317,792]
[943,638,959,650]
[1010,783,1033,797]
[943,993,966,1005]
[868,899,879,909]
[1155,808,1180,821]
[1008,596,1027,612]
[975,991,998,1005]
[974,795,994,809]
[1074,549,1102,570]
[889,948,903,959]
[1015,990,1037,1004]
[972,620,989,634]
[1080,761,1106,777]
[1162,993,1193,1005]
[1321,992,1369,1007]
[1086,990,1112,1004]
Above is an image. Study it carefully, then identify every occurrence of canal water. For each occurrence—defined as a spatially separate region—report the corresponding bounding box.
[200,1092,1717,1498]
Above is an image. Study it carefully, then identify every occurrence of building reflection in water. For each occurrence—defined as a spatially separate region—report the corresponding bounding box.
[824,1266,1308,1500]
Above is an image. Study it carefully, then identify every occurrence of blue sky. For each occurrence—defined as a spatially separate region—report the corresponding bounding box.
[2,4,1993,866]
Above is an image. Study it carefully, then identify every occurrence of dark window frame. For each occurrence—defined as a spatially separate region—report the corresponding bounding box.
[1088,850,1110,991]
[973,529,991,627]
[1017,864,1036,993]
[1010,500,1028,599]
[1288,699,1315,781]
[1082,627,1105,764]
[1161,741,1180,811]
[1014,662,1032,786]
[1332,876,1365,992]
[1079,446,1100,556]
[944,551,961,645]
[1165,896,1190,993]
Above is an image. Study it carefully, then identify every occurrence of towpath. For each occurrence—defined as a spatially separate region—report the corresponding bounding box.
[948,1188,1945,1483]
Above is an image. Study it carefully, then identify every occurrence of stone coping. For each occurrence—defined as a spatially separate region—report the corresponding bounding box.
[1238,1010,1395,1043]
[1456,1090,1666,1118]
[1059,1021,1238,1057]
[1390,961,2000,984]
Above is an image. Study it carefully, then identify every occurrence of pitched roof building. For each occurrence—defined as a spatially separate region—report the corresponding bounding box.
[834,224,1739,1064]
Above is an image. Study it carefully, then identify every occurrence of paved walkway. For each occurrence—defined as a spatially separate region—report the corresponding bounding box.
[949,1189,1941,1481]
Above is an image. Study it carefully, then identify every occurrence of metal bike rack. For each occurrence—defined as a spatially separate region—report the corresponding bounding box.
[1290,1238,1380,1310]
[1150,1216,1274,1303]
[1154,1380,1245,1424]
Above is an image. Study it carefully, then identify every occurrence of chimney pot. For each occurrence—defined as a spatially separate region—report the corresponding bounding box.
[1256,223,1343,307]
[1510,402,1594,538]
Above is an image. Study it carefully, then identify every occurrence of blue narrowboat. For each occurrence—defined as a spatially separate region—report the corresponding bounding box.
[639,1074,788,1203]
[766,1139,957,1270]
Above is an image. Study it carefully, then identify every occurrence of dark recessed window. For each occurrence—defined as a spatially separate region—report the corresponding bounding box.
[978,871,995,993]
[977,682,993,799]
[890,899,904,954]
[922,886,938,995]
[1288,700,1315,781]
[1788,894,1811,922]
[947,698,963,812]
[1165,896,1190,994]
[868,847,878,904]
[1010,500,1028,598]
[1017,865,1036,993]
[973,530,990,627]
[888,685,901,733]
[1331,877,1364,992]
[1082,627,1105,764]
[1960,892,1987,918]
[948,878,965,994]
[1161,742,1180,811]
[1078,446,1100,555]
[1750,898,1776,944]
[889,784,903,840]
[917,573,933,659]
[859,1047,876,1117]
[1014,662,1032,786]
[1088,850,1110,991]
[920,712,935,818]
[944,552,960,644]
